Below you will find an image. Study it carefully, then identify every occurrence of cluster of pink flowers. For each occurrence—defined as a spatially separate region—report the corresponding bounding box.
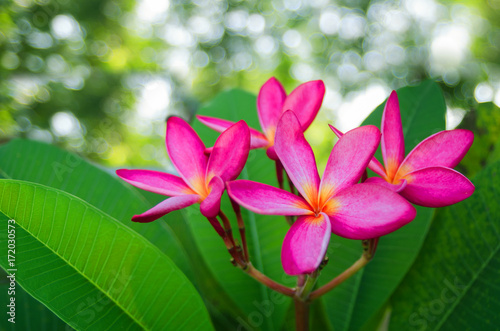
[117,78,474,275]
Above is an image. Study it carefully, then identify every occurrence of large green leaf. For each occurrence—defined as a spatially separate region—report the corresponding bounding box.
[0,180,213,330]
[388,162,500,330]
[319,80,445,331]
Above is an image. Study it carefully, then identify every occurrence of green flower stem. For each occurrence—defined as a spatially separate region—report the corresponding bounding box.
[275,160,284,190]
[218,211,238,249]
[244,263,295,297]
[230,197,249,262]
[309,238,379,300]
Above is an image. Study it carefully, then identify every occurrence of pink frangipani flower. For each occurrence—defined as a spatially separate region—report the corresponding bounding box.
[331,91,475,208]
[197,77,325,160]
[227,111,416,275]
[116,117,250,222]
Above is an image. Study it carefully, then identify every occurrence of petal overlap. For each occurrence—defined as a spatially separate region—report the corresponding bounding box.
[381,91,405,179]
[206,120,250,182]
[227,180,312,216]
[166,117,208,195]
[275,111,320,206]
[319,125,380,204]
[282,80,325,131]
[325,184,416,240]
[396,130,474,177]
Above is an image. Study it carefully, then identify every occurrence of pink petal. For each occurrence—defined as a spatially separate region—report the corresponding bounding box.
[275,111,320,206]
[116,169,195,196]
[166,117,208,194]
[381,91,405,180]
[319,125,381,205]
[281,213,331,275]
[200,176,225,218]
[329,124,386,178]
[257,77,287,138]
[132,194,200,223]
[399,166,475,207]
[227,180,312,216]
[324,184,416,240]
[197,115,269,149]
[397,129,474,177]
[364,176,407,193]
[206,121,250,183]
[266,145,279,160]
[282,80,325,131]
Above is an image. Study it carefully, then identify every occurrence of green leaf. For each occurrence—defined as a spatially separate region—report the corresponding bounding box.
[0,180,213,330]
[388,162,500,330]
[319,80,445,331]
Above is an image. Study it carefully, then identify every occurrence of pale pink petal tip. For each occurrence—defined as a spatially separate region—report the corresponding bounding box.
[132,194,200,223]
[200,176,225,218]
[283,80,325,131]
[257,77,286,134]
[281,213,331,275]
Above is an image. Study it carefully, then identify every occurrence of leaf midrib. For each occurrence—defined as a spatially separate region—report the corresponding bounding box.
[0,181,149,330]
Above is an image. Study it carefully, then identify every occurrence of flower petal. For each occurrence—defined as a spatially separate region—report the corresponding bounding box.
[397,130,474,177]
[325,184,416,239]
[206,120,250,182]
[132,194,200,223]
[364,176,407,193]
[227,180,312,216]
[282,80,325,131]
[381,91,405,179]
[116,169,195,196]
[197,115,269,149]
[257,77,287,138]
[400,166,475,207]
[200,176,225,218]
[166,117,208,194]
[275,111,320,206]
[329,124,386,177]
[319,125,381,204]
[266,145,279,160]
[281,213,331,275]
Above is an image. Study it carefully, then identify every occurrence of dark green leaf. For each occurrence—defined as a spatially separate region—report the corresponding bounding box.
[389,162,500,330]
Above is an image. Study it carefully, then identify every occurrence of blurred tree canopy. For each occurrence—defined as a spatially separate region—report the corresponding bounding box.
[1,0,500,167]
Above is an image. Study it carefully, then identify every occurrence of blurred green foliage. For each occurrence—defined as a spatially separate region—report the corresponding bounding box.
[1,0,500,168]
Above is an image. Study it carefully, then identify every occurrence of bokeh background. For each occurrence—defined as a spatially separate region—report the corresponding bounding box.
[1,0,500,170]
